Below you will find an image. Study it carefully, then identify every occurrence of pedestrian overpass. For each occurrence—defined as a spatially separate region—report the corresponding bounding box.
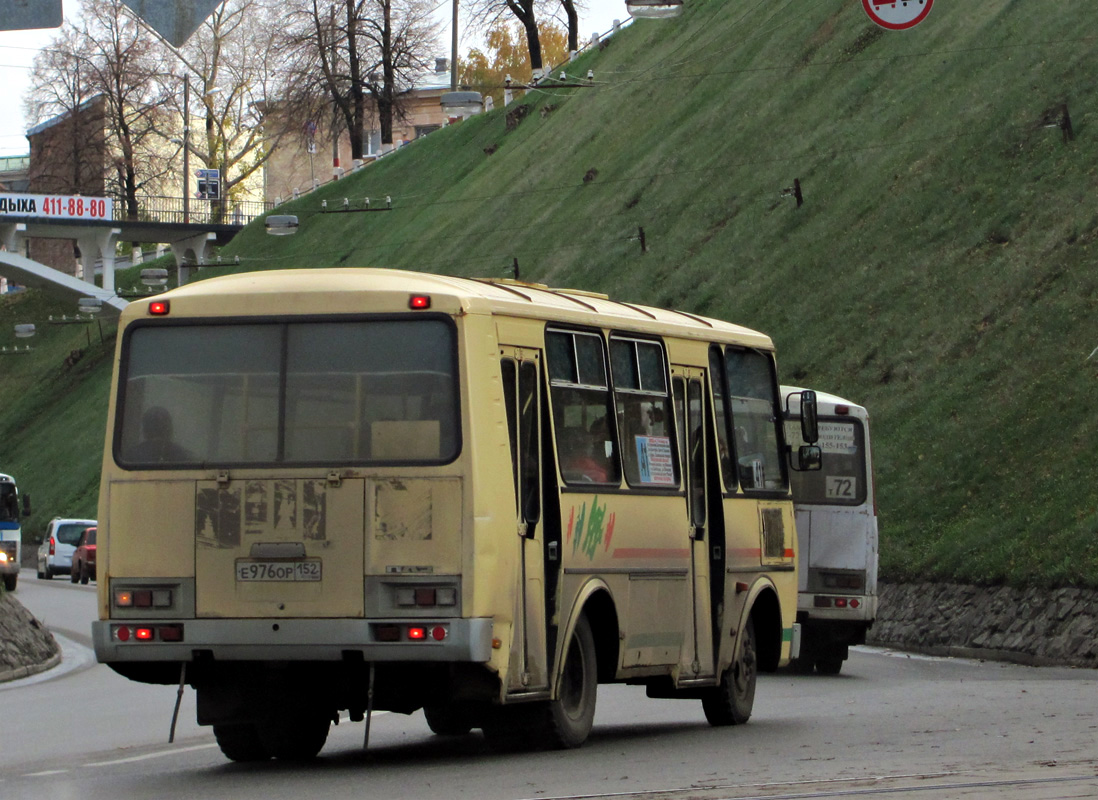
[0,215,248,317]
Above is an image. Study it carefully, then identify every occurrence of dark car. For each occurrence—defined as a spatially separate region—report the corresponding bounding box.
[70,527,97,585]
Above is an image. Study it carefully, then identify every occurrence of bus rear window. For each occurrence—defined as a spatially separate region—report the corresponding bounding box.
[116,318,460,468]
[787,419,867,505]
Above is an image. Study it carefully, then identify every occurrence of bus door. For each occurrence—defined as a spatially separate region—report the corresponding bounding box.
[500,350,548,692]
[672,369,715,680]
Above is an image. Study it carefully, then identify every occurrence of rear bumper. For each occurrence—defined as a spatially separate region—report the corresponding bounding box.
[93,617,494,664]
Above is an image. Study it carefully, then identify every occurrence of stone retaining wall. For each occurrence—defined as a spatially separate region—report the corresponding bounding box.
[0,592,60,682]
[867,582,1098,668]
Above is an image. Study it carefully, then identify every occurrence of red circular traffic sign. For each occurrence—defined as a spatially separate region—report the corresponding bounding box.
[862,0,934,30]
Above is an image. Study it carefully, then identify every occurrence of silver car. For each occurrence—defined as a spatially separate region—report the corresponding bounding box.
[37,517,97,580]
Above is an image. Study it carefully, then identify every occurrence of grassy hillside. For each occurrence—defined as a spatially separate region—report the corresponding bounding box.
[3,0,1097,587]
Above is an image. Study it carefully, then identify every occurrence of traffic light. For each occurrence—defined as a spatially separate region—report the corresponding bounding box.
[195,168,220,201]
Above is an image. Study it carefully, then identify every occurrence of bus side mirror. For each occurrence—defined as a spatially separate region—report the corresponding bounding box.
[797,445,822,471]
[21,494,31,517]
[799,390,819,444]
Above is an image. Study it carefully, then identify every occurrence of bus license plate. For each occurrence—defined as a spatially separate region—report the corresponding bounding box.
[235,559,322,582]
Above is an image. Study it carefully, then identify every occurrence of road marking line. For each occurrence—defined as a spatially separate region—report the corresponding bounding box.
[24,769,69,777]
[84,743,218,767]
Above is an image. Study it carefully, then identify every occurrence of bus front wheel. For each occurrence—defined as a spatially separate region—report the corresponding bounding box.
[702,615,756,726]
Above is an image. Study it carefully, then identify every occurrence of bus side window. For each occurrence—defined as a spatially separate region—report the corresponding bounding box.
[708,345,735,491]
[545,329,621,486]
[610,336,677,488]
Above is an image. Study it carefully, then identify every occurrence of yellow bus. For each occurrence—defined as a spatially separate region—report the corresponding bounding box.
[92,268,820,761]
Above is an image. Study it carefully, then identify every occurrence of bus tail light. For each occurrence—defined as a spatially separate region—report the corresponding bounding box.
[149,300,170,316]
[114,587,173,609]
[372,623,448,642]
[394,585,458,607]
[111,624,184,642]
[813,596,862,610]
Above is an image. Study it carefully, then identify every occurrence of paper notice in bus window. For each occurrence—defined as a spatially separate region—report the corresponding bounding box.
[635,435,675,485]
[825,476,858,500]
[818,422,857,455]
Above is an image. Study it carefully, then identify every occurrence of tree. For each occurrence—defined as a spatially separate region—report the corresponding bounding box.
[23,26,107,198]
[459,20,569,108]
[25,0,171,220]
[558,0,580,55]
[165,0,295,219]
[279,0,441,160]
[464,0,580,76]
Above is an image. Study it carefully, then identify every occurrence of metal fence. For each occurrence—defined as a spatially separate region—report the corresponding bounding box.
[112,196,274,227]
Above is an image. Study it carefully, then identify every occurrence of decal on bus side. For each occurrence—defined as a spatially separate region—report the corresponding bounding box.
[566,497,616,560]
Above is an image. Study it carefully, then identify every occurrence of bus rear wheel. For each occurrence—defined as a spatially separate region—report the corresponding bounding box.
[702,615,756,726]
[542,614,598,748]
[213,723,269,762]
[260,713,330,761]
[424,705,473,736]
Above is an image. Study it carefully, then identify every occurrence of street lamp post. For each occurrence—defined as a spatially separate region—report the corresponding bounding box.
[182,73,190,224]
[451,0,458,91]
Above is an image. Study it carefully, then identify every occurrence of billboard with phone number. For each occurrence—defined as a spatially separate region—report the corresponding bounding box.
[0,193,113,221]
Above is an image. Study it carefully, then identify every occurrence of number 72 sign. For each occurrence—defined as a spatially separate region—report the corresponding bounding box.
[862,0,934,30]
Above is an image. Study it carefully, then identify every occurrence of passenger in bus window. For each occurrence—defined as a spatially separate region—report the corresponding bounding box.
[132,406,193,462]
[563,424,609,483]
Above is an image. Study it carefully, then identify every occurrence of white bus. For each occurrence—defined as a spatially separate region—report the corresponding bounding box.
[782,387,878,675]
[92,268,820,761]
[0,472,31,591]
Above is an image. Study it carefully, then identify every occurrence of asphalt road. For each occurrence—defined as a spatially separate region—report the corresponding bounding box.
[2,568,1096,800]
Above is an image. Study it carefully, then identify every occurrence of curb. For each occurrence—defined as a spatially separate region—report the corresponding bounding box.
[867,639,1098,670]
[0,648,63,684]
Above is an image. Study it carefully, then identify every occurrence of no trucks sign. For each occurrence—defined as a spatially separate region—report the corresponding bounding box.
[862,0,934,31]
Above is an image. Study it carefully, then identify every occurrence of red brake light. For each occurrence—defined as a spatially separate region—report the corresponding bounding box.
[409,295,431,310]
[135,627,154,640]
[431,626,447,642]
[407,627,426,640]
[148,300,170,316]
[49,536,56,555]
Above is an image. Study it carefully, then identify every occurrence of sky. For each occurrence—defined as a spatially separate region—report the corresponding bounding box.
[0,0,633,159]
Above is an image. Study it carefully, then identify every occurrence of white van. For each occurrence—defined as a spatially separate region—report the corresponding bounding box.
[37,517,97,580]
[783,387,878,675]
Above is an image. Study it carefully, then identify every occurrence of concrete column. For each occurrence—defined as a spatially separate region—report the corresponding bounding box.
[0,223,27,254]
[170,232,215,285]
[77,228,120,292]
